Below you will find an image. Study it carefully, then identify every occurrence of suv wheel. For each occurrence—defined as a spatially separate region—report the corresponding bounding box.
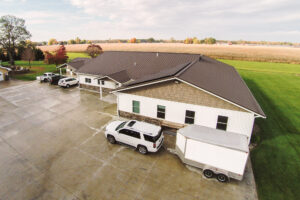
[137,145,148,155]
[107,135,116,144]
[66,84,70,88]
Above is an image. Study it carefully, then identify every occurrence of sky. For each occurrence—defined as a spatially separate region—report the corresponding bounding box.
[1,0,300,42]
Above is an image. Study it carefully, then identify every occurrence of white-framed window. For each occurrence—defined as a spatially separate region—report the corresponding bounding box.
[216,115,228,131]
[185,110,195,124]
[157,105,166,119]
[132,100,140,114]
[85,78,91,83]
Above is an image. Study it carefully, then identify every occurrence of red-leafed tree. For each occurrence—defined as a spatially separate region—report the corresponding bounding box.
[54,45,68,66]
[44,45,68,66]
[86,44,103,58]
[129,37,136,43]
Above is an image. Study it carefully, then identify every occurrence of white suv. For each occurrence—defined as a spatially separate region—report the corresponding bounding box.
[105,120,164,154]
[58,77,79,88]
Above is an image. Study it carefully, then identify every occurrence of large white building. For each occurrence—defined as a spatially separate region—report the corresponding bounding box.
[75,51,266,143]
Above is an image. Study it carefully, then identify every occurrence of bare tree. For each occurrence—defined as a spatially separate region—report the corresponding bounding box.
[86,44,103,58]
[0,15,31,65]
[21,47,35,68]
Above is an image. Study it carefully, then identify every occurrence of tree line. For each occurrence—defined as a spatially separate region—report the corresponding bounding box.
[45,37,299,47]
[43,37,218,46]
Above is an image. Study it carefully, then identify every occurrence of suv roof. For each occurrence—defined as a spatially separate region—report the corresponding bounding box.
[61,77,75,81]
[127,120,161,136]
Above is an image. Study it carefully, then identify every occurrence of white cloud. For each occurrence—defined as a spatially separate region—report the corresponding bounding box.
[67,0,300,40]
[2,0,300,41]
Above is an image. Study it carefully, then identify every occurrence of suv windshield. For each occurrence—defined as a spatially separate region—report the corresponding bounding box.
[115,121,126,131]
[144,129,162,142]
[127,121,136,127]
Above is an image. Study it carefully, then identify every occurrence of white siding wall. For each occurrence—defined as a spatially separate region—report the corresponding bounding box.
[102,80,118,89]
[117,93,255,143]
[78,74,118,89]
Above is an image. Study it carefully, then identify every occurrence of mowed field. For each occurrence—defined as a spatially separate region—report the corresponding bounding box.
[222,59,300,200]
[38,43,300,63]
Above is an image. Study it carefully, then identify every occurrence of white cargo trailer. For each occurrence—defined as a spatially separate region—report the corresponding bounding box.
[176,125,249,182]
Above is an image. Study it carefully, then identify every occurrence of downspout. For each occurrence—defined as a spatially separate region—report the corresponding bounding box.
[99,83,103,100]
[117,92,120,117]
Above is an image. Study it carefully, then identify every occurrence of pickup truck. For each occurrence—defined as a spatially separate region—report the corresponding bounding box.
[36,72,57,82]
[49,75,66,85]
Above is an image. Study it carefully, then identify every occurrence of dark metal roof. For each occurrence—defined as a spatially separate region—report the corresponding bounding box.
[68,57,91,69]
[78,51,265,117]
[126,61,192,86]
[106,70,131,83]
[77,51,199,79]
[177,56,265,117]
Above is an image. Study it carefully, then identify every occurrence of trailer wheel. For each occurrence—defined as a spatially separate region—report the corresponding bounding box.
[203,169,214,178]
[216,173,228,183]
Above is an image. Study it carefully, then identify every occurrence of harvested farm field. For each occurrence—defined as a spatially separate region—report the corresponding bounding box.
[38,43,300,64]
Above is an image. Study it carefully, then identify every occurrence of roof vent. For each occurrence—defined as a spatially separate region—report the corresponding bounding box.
[156,52,159,57]
[134,62,136,66]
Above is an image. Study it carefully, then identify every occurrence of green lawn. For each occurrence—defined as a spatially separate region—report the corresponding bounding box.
[220,59,300,200]
[67,52,89,60]
[2,52,90,80]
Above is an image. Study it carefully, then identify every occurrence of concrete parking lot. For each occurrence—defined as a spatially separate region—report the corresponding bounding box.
[0,81,258,200]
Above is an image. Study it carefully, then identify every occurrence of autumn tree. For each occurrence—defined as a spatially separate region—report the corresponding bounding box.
[184,38,193,44]
[21,47,35,68]
[48,38,58,45]
[86,44,103,58]
[44,45,68,66]
[129,38,137,43]
[54,45,68,66]
[0,15,31,65]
